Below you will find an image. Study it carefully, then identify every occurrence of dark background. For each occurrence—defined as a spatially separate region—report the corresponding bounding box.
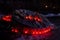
[0,0,60,40]
[0,0,60,14]
[0,0,60,24]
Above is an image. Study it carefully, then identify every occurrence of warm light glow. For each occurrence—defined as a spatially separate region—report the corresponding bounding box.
[32,27,51,35]
[23,28,29,34]
[2,15,12,22]
[28,15,33,20]
[25,15,33,20]
[35,31,39,34]
[34,16,38,21]
[45,5,48,8]
[38,18,40,21]
[25,16,29,19]
[11,28,19,33]
[39,32,41,34]
[24,30,28,34]
[34,16,42,22]
[23,27,51,35]
[12,28,15,32]
[25,16,42,21]
[14,29,19,33]
[32,32,35,34]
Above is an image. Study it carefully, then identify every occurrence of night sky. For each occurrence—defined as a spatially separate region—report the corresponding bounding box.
[0,0,60,13]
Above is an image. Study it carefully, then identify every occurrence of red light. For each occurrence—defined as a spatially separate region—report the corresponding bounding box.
[24,30,28,34]
[23,28,29,34]
[42,27,51,34]
[2,15,12,22]
[34,16,38,21]
[28,15,33,20]
[39,32,42,34]
[23,28,30,34]
[35,31,39,34]
[11,28,19,33]
[23,27,51,35]
[14,29,18,33]
[25,16,29,19]
[32,27,51,35]
[38,18,42,21]
[25,15,33,20]
[11,28,15,32]
[32,32,35,34]
[32,31,39,35]
[34,16,42,22]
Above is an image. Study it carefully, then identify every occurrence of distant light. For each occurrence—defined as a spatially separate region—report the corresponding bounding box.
[15,29,19,33]
[24,30,28,34]
[45,5,48,8]
[23,28,29,34]
[11,28,19,33]
[34,16,42,22]
[25,16,29,19]
[53,6,56,9]
[28,15,33,20]
[36,31,39,34]
[32,27,51,35]
[38,18,42,22]
[25,15,33,20]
